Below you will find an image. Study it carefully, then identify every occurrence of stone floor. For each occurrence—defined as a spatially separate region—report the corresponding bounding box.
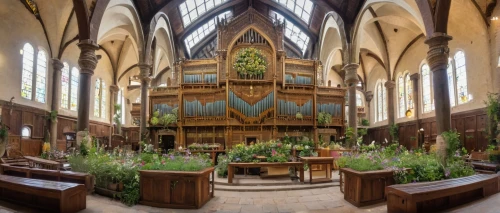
[0,186,499,212]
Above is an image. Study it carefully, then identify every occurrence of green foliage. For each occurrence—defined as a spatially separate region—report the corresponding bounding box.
[0,123,8,141]
[345,127,355,148]
[484,92,500,145]
[317,112,332,126]
[216,155,229,177]
[227,140,292,163]
[233,48,268,76]
[80,141,89,156]
[150,110,160,126]
[358,128,367,137]
[48,110,58,122]
[361,119,370,126]
[295,112,303,120]
[442,130,461,159]
[389,124,399,141]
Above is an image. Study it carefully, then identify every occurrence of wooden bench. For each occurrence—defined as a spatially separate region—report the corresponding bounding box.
[228,162,304,184]
[300,157,334,184]
[386,174,499,213]
[0,164,94,193]
[0,175,86,213]
[467,151,500,174]
[25,156,61,170]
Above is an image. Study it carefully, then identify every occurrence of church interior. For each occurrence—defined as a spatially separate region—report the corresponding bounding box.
[1,0,500,212]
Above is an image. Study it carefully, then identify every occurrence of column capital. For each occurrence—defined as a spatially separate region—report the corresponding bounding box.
[52,58,64,71]
[425,33,452,72]
[138,63,152,77]
[384,80,396,89]
[77,39,99,75]
[109,84,120,93]
[365,91,374,102]
[410,73,420,81]
[343,63,359,84]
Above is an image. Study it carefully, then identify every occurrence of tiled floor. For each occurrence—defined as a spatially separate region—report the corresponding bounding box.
[0,186,499,212]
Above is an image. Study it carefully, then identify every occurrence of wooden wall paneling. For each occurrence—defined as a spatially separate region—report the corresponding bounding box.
[477,114,488,151]
[20,138,42,156]
[9,110,22,135]
[22,111,34,126]
[454,117,465,146]
[464,116,477,151]
[32,114,46,138]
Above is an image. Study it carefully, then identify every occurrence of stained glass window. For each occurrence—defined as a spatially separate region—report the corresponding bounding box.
[94,79,101,117]
[35,50,47,103]
[61,63,70,109]
[405,74,412,112]
[70,68,79,111]
[179,0,228,27]
[271,11,310,54]
[21,43,34,99]
[421,64,432,113]
[398,75,405,118]
[454,51,468,104]
[377,80,387,122]
[273,0,314,24]
[101,81,107,119]
[447,59,455,107]
[356,93,363,107]
[184,11,232,54]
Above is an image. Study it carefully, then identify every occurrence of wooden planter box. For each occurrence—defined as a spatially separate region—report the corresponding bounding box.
[139,167,214,209]
[341,168,396,207]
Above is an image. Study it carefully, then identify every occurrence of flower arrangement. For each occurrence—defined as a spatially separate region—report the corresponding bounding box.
[41,142,50,159]
[233,48,267,78]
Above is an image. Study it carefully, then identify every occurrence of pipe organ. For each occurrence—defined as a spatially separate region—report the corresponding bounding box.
[148,9,346,150]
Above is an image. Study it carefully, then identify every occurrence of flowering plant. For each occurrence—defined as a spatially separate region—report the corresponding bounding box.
[233,48,267,77]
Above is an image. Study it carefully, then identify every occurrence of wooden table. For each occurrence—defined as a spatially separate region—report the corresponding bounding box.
[227,162,304,184]
[300,157,334,184]
[190,150,226,165]
[24,156,61,170]
[386,174,498,213]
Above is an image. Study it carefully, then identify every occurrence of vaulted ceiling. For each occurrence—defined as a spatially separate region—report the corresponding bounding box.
[132,0,366,59]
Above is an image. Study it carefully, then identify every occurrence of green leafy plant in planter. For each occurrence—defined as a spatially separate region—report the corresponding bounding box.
[389,124,399,143]
[295,112,303,120]
[0,123,8,142]
[317,112,332,126]
[361,119,369,126]
[216,155,229,178]
[159,108,178,130]
[233,48,267,79]
[484,92,500,145]
[150,110,160,126]
[47,110,58,123]
[345,127,356,148]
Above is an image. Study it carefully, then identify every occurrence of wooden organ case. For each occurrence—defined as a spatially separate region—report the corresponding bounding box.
[149,9,346,150]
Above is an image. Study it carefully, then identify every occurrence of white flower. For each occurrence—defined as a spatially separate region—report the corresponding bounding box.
[305,145,310,150]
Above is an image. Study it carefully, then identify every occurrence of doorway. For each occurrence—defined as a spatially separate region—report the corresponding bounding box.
[160,135,175,153]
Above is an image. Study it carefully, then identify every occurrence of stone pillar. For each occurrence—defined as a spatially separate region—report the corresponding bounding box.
[77,40,98,132]
[410,73,420,147]
[365,91,373,123]
[344,64,359,146]
[50,59,64,149]
[385,81,396,128]
[425,33,452,135]
[139,64,152,140]
[109,85,119,135]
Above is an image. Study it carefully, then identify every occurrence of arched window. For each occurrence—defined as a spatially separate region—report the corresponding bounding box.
[376,80,387,122]
[70,68,79,111]
[117,88,125,124]
[447,59,455,107]
[61,63,70,109]
[454,51,468,104]
[21,126,31,138]
[356,93,363,107]
[398,73,413,118]
[94,78,107,118]
[421,64,433,113]
[21,43,34,99]
[35,50,47,103]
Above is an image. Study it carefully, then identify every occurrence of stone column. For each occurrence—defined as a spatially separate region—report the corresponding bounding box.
[365,91,373,123]
[344,63,359,146]
[425,33,452,135]
[50,59,64,149]
[385,81,396,127]
[139,64,152,140]
[77,40,98,132]
[109,85,119,135]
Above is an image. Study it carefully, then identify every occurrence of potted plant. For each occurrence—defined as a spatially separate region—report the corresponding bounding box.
[361,119,369,126]
[233,48,267,79]
[317,112,332,126]
[0,122,8,157]
[150,110,160,126]
[295,111,303,120]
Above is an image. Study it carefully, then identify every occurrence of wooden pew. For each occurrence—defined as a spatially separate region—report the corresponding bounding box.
[0,175,86,213]
[386,174,498,213]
